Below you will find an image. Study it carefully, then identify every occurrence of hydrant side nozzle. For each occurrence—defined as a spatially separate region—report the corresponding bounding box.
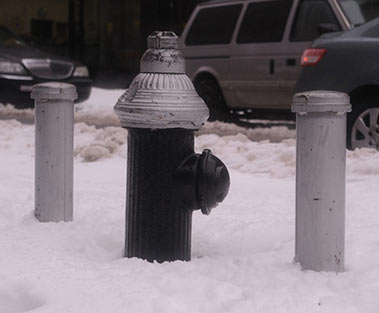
[174,149,230,215]
[197,150,230,215]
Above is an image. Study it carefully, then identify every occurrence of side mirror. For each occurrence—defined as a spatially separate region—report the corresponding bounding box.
[318,23,339,35]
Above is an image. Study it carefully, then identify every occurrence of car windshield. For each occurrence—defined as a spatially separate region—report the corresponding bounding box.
[337,0,379,26]
[0,26,29,48]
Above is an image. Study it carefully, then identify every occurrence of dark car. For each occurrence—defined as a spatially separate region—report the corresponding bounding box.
[0,25,91,107]
[296,17,379,150]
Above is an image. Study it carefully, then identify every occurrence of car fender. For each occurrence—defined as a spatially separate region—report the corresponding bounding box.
[296,40,379,94]
[190,66,220,83]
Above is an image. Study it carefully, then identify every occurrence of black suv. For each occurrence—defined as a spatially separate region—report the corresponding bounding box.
[0,25,91,107]
[296,17,379,150]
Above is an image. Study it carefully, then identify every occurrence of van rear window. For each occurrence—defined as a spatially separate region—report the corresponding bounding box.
[185,4,242,46]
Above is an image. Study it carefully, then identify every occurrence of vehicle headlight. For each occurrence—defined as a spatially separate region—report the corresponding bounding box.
[73,66,89,77]
[0,61,27,74]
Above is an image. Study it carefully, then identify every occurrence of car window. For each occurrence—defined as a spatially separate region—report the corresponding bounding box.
[337,0,379,26]
[237,0,293,43]
[0,26,28,48]
[185,4,242,46]
[290,0,341,41]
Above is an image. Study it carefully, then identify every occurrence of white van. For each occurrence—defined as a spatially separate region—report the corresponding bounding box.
[180,0,364,120]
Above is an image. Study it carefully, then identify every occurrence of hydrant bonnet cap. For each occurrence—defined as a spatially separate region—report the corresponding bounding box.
[140,31,185,74]
[147,31,178,49]
[114,31,209,129]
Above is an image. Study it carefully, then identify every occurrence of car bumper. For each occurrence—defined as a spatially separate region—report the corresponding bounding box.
[0,74,92,107]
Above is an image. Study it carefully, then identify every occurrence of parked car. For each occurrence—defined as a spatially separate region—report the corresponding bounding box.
[296,18,379,150]
[180,0,379,146]
[0,25,92,107]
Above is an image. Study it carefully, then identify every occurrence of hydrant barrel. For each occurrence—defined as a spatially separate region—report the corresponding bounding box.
[114,31,230,262]
[126,129,195,261]
[292,90,351,272]
[32,82,77,222]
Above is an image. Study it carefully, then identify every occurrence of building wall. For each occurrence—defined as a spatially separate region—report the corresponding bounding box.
[0,0,201,71]
[0,0,68,36]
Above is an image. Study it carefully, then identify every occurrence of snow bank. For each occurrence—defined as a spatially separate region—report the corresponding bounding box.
[2,118,379,312]
[347,148,379,176]
[2,88,379,312]
[74,123,127,162]
[0,88,123,127]
[4,116,379,179]
[75,88,122,127]
[0,104,34,124]
[198,121,295,143]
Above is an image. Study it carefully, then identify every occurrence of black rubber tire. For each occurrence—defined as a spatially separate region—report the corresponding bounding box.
[194,78,229,121]
[347,94,378,150]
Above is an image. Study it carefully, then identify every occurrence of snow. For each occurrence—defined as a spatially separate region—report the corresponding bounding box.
[1,88,379,312]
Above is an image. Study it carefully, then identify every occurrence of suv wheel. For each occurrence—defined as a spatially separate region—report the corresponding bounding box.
[348,95,379,150]
[194,78,229,121]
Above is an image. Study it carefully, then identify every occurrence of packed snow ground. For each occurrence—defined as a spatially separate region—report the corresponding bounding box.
[1,88,379,313]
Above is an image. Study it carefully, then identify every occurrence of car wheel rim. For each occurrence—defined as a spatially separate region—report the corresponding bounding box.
[351,108,379,150]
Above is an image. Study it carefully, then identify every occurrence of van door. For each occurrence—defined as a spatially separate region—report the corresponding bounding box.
[229,0,294,110]
[182,3,243,107]
[230,0,344,110]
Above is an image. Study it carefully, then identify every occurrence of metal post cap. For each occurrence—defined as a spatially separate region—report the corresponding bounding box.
[31,82,78,101]
[292,90,351,114]
[140,31,185,74]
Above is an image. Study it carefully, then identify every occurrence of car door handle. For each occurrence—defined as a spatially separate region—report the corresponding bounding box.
[286,58,296,66]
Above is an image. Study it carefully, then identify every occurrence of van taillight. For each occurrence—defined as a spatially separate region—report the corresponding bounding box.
[301,48,326,67]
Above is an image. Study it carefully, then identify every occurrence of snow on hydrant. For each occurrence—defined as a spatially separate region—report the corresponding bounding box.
[114,31,230,262]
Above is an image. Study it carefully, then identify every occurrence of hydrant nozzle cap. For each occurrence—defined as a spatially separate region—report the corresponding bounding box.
[198,150,230,215]
[292,90,351,113]
[174,150,230,215]
[31,82,78,101]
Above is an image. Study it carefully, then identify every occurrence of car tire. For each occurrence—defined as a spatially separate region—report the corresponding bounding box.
[194,77,229,121]
[347,94,379,150]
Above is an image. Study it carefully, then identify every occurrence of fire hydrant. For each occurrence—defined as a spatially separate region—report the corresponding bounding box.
[114,31,230,262]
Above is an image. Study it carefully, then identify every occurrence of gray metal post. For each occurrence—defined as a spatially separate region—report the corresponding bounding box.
[292,91,351,272]
[31,82,77,222]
